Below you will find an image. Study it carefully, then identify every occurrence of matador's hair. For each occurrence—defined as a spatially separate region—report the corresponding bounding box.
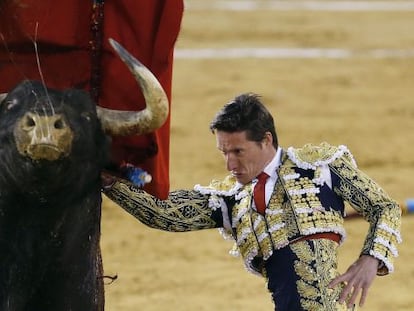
[209,93,278,148]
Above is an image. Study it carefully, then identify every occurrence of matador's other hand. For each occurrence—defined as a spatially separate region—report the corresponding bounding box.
[328,255,379,308]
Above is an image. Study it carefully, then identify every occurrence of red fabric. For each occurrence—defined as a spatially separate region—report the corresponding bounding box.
[0,1,184,198]
[254,172,269,215]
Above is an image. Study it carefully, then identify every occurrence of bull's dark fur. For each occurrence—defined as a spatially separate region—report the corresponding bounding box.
[0,80,108,310]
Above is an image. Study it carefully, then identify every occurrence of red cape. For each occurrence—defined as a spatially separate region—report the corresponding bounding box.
[0,1,184,198]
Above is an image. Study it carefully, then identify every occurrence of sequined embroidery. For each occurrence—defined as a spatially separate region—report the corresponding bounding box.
[290,239,347,311]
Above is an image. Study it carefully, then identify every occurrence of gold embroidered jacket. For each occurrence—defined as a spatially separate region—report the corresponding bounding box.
[103,143,401,277]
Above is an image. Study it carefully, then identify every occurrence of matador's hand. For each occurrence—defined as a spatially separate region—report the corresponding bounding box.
[329,255,379,308]
[101,171,117,190]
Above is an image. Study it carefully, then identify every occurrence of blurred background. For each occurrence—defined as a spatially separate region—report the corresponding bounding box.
[102,1,414,310]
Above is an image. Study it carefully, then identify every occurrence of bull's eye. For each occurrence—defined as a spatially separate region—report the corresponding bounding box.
[54,119,64,129]
[25,116,36,127]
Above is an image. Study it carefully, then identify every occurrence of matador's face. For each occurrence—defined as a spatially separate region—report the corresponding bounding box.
[215,130,275,185]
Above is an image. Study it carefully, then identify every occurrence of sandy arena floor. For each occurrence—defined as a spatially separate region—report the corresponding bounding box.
[102,1,414,310]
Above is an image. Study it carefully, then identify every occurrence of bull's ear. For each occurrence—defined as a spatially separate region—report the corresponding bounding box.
[0,93,17,112]
[0,94,6,113]
[0,93,7,102]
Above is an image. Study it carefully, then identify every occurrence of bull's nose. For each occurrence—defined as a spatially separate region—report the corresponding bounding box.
[22,112,67,132]
[14,112,74,161]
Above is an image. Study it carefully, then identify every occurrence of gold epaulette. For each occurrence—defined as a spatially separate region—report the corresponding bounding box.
[286,142,357,170]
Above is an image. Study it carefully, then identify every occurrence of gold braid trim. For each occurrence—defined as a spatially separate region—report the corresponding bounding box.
[277,161,346,241]
[291,239,347,311]
[287,142,357,170]
[194,175,249,241]
[329,155,402,274]
[104,181,218,231]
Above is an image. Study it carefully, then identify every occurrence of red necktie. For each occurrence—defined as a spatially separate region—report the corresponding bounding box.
[254,172,269,215]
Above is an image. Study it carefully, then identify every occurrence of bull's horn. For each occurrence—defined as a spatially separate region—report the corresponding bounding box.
[96,38,169,136]
[0,93,7,102]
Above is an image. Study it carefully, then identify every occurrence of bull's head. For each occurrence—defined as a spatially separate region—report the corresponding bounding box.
[0,39,168,162]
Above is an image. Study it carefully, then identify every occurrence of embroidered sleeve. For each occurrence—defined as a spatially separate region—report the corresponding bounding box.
[103,180,221,232]
[329,156,402,275]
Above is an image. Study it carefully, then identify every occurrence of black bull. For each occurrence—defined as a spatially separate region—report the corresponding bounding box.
[0,39,168,311]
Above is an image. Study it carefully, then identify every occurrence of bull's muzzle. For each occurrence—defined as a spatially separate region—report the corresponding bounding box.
[14,111,73,161]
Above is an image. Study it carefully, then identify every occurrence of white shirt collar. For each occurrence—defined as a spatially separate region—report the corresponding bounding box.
[262,146,282,180]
